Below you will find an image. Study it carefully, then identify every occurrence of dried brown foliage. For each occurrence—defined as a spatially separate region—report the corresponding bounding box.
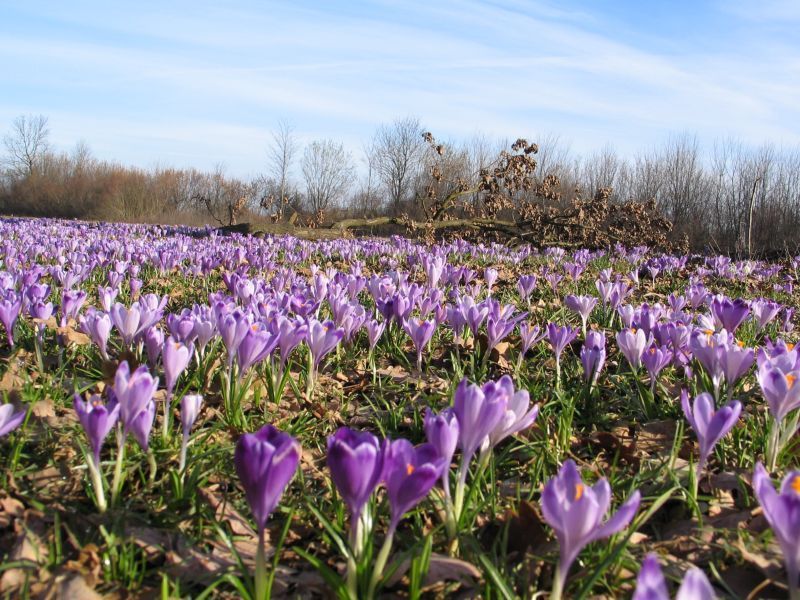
[410,132,685,251]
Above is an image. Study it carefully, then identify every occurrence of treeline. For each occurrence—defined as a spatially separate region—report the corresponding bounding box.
[1,114,798,255]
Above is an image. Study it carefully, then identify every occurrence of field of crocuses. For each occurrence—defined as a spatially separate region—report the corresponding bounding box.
[0,217,799,599]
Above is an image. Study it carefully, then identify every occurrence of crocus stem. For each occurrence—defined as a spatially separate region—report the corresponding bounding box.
[367,524,396,600]
[551,563,567,600]
[111,427,126,507]
[179,431,189,474]
[255,527,267,600]
[346,515,361,599]
[147,450,157,484]
[161,391,172,443]
[766,419,780,472]
[88,453,107,513]
[555,358,561,391]
[306,353,315,401]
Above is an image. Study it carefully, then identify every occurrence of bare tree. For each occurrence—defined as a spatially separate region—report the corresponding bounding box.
[263,119,298,220]
[301,140,356,216]
[191,164,256,226]
[371,116,426,213]
[3,114,50,177]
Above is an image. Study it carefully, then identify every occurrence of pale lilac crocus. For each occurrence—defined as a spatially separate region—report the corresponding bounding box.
[163,336,193,394]
[0,292,23,347]
[370,439,445,597]
[80,308,112,360]
[307,319,344,372]
[403,317,436,372]
[751,299,782,332]
[144,326,164,367]
[617,327,649,371]
[109,302,143,347]
[681,390,741,478]
[424,407,459,498]
[547,323,578,385]
[179,394,203,473]
[710,296,750,333]
[642,344,672,392]
[482,376,538,453]
[0,402,26,437]
[752,463,800,599]
[235,424,301,600]
[540,460,641,600]
[236,324,278,377]
[565,294,598,337]
[633,554,716,600]
[74,393,119,512]
[580,330,606,387]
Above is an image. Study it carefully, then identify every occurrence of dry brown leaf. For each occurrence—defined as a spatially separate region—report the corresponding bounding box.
[0,496,25,528]
[0,512,49,592]
[385,553,481,588]
[44,572,103,600]
[56,325,92,347]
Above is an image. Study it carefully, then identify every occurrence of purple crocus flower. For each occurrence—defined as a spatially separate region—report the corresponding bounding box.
[180,393,203,436]
[163,336,193,393]
[236,324,278,376]
[717,341,754,394]
[0,403,26,437]
[129,399,156,451]
[327,428,385,523]
[60,289,87,327]
[483,376,538,451]
[547,323,578,382]
[617,327,649,371]
[179,394,203,472]
[710,296,750,333]
[681,390,741,477]
[517,275,537,303]
[752,463,800,597]
[564,294,598,336]
[633,554,715,600]
[109,302,143,347]
[757,362,800,423]
[485,316,518,357]
[364,318,385,351]
[0,292,23,347]
[383,439,445,528]
[113,361,159,435]
[307,319,344,372]
[274,315,307,367]
[80,308,113,360]
[143,325,164,367]
[580,330,606,386]
[452,378,508,469]
[403,317,436,372]
[519,322,543,357]
[540,460,641,599]
[74,393,120,464]
[98,286,119,313]
[642,344,673,389]
[234,424,301,532]
[751,299,782,332]
[218,310,252,367]
[424,407,459,493]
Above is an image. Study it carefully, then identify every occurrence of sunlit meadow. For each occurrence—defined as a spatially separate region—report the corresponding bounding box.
[0,217,799,599]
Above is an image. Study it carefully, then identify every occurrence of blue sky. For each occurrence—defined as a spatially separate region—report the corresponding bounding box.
[1,0,798,177]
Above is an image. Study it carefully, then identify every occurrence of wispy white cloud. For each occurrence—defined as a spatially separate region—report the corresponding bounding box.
[1,0,798,176]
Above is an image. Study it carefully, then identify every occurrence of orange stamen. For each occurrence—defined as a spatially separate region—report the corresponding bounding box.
[792,475,800,495]
[574,483,584,500]
[787,374,797,389]
[406,463,415,476]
